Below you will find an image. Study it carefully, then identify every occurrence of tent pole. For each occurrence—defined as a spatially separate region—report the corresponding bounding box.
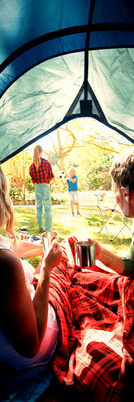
[84,0,95,101]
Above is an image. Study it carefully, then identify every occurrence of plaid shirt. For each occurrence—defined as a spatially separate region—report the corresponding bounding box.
[29,158,54,184]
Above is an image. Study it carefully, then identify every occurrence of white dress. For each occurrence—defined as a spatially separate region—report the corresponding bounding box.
[0,236,59,369]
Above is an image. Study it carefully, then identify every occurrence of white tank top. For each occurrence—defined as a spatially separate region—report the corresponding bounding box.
[0,236,59,369]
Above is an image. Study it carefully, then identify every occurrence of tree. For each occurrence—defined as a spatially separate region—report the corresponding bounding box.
[3,118,132,202]
[3,150,32,203]
[64,119,132,191]
[65,143,112,191]
[43,122,77,170]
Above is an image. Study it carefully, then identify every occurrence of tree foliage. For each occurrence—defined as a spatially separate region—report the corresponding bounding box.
[43,122,77,170]
[3,118,132,201]
[3,150,33,202]
[63,118,132,191]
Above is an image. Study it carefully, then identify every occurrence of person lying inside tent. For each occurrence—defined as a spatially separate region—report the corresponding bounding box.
[0,150,134,401]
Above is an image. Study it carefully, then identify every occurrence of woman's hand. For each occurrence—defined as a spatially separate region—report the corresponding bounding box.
[41,240,62,276]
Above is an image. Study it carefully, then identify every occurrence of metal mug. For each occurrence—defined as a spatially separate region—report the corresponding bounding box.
[74,241,95,267]
[41,231,58,253]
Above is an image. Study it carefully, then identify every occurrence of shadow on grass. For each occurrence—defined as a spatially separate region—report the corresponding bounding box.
[96,232,131,246]
[85,215,104,228]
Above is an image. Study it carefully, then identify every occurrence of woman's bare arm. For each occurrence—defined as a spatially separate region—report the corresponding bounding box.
[9,238,44,257]
[0,241,62,358]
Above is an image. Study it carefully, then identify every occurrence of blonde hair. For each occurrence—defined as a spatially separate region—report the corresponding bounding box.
[0,166,16,240]
[68,167,76,176]
[33,145,43,170]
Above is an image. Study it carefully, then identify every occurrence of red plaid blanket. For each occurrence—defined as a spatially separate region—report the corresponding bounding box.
[33,236,134,401]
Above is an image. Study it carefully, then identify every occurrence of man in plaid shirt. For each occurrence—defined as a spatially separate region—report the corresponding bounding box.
[29,144,54,232]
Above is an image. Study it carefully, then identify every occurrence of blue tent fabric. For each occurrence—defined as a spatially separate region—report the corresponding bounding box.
[0,0,134,162]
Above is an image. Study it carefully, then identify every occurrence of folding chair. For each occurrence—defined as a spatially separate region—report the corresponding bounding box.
[95,192,132,241]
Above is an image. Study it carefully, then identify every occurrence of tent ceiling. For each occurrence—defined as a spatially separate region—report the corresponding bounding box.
[0,0,134,163]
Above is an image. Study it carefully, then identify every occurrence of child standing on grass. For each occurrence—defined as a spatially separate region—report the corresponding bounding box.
[62,167,81,216]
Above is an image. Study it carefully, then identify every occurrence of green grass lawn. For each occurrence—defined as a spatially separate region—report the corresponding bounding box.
[0,203,132,269]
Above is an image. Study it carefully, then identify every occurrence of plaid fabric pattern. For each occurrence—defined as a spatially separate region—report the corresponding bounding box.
[29,158,54,183]
[33,236,134,400]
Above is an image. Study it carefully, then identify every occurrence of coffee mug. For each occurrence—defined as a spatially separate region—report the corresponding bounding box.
[42,231,58,253]
[74,240,95,267]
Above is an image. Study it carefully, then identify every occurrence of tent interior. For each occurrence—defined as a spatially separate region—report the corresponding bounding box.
[0,0,134,163]
[0,2,134,401]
